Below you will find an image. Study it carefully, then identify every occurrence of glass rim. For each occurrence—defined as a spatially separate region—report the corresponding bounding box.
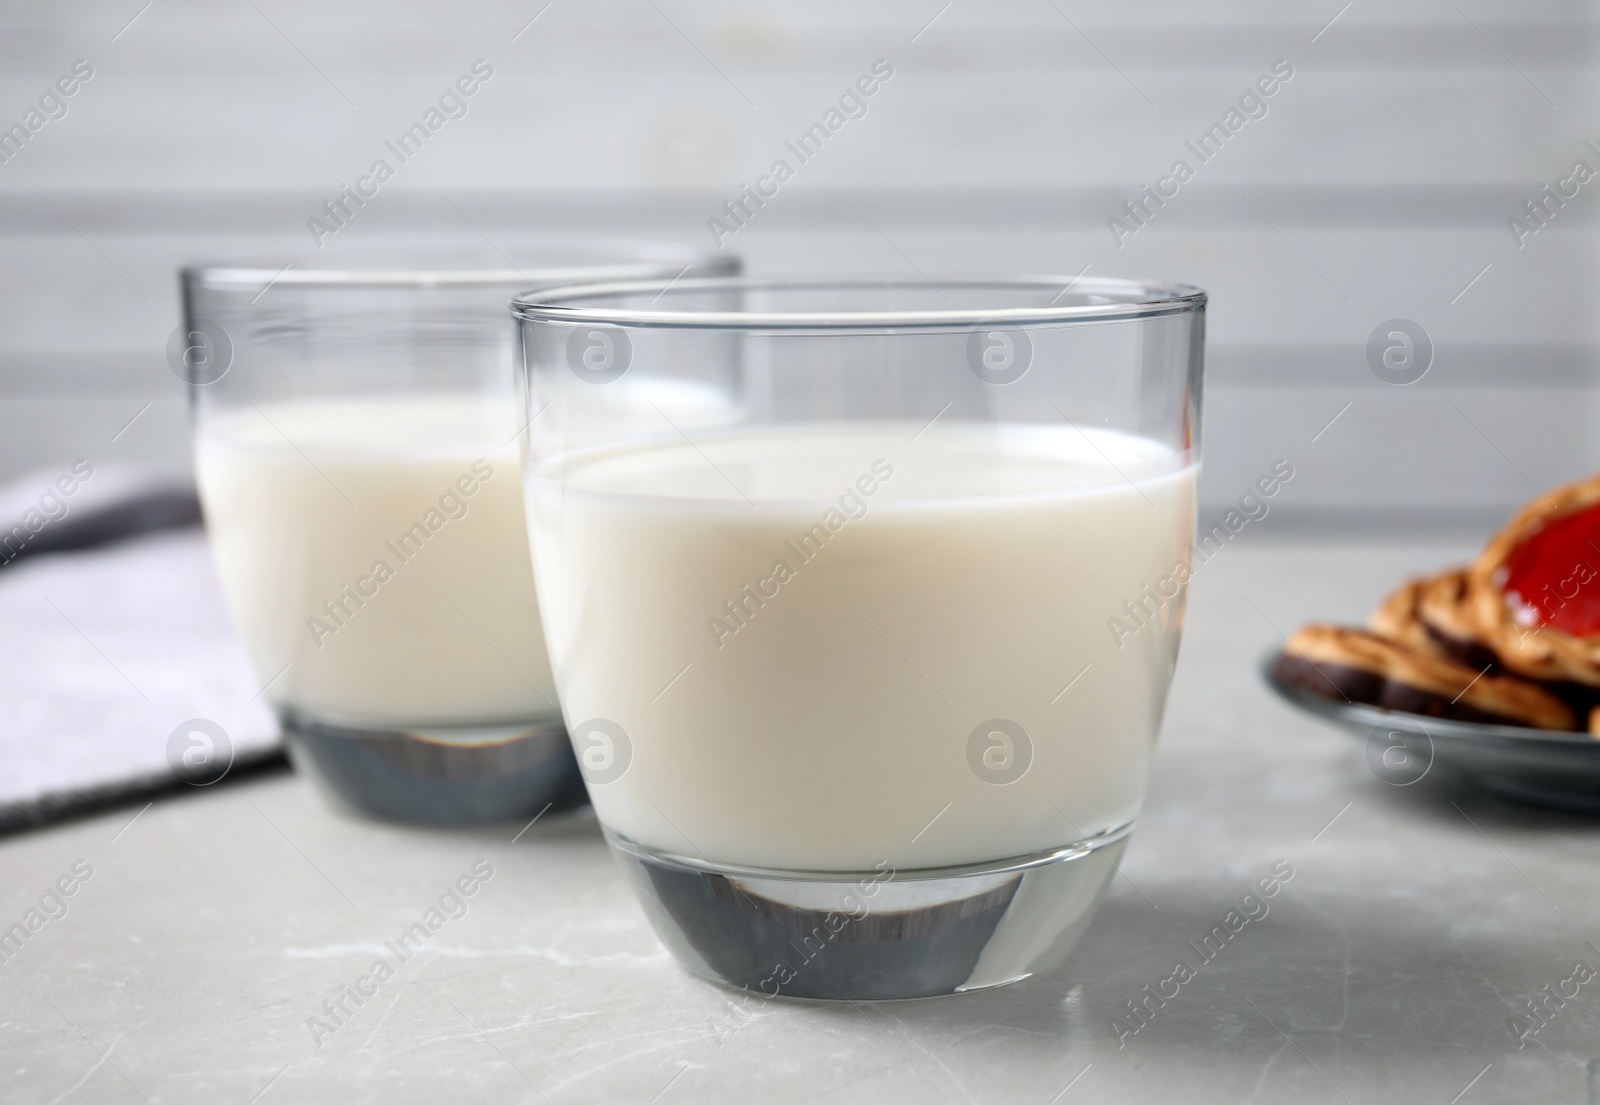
[511,273,1206,331]
[181,246,732,291]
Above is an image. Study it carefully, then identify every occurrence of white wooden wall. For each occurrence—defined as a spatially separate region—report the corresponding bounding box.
[1,0,1595,529]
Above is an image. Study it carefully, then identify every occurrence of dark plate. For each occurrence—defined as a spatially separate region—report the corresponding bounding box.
[1260,652,1600,814]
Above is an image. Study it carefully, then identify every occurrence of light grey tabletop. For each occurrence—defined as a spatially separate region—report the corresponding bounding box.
[4,535,1596,1104]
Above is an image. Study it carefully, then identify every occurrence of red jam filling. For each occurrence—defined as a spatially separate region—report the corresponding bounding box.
[1501,500,1600,636]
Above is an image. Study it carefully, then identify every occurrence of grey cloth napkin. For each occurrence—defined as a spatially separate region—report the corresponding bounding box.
[0,467,282,833]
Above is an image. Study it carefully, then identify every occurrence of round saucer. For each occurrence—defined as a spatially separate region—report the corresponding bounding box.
[1260,652,1600,814]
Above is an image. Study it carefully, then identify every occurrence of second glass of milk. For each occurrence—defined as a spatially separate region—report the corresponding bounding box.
[181,244,736,824]
[514,274,1206,999]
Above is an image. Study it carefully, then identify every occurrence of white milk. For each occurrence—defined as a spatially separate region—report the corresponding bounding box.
[528,422,1197,871]
[196,395,557,726]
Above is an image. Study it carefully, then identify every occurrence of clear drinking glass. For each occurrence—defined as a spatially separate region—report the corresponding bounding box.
[181,243,737,824]
[513,274,1205,999]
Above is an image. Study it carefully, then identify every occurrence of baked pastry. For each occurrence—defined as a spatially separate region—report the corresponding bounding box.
[1275,624,1576,731]
[1282,473,1600,733]
[1470,473,1600,686]
[1372,569,1500,671]
[1370,576,1434,652]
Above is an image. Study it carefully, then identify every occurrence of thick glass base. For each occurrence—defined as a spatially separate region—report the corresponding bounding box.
[608,824,1130,1001]
[282,710,589,825]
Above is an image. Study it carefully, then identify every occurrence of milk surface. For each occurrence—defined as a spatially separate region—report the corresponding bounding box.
[197,395,557,725]
[529,421,1197,870]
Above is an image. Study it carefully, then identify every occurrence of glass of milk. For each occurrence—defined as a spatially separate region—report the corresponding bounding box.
[513,274,1205,999]
[181,244,737,824]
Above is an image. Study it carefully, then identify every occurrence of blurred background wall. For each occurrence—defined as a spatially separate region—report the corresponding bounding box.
[0,0,1594,531]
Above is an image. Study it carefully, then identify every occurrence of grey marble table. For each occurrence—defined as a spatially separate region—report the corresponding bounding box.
[4,536,1597,1104]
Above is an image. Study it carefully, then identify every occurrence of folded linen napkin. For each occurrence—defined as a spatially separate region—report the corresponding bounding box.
[0,467,281,833]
